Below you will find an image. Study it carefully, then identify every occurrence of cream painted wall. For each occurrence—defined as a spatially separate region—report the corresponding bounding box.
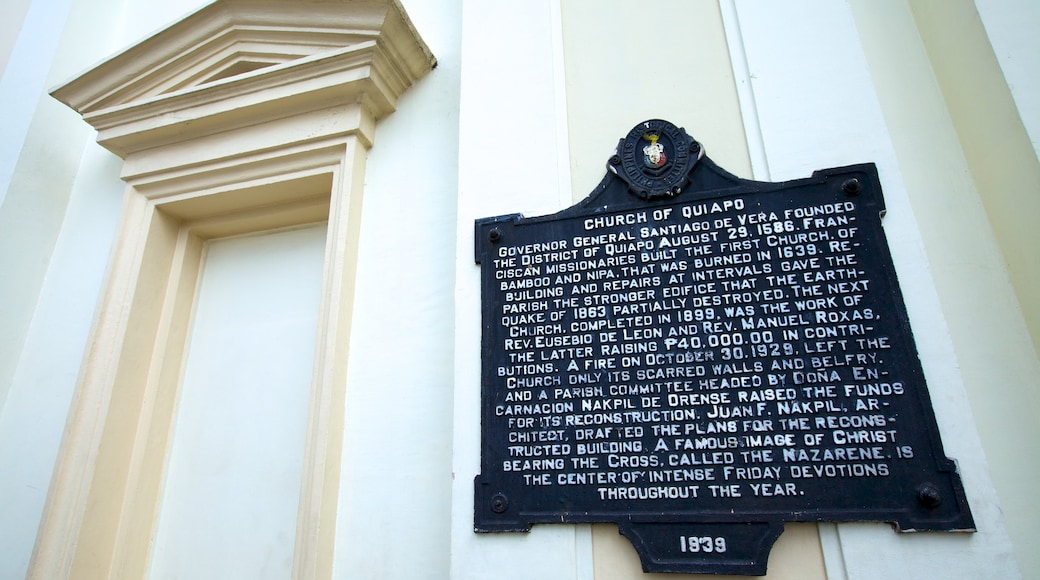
[975,0,1040,162]
[0,0,72,210]
[736,3,1019,577]
[0,0,205,382]
[732,2,1016,577]
[558,2,827,578]
[852,0,1040,576]
[0,0,210,406]
[907,0,1040,362]
[561,0,753,197]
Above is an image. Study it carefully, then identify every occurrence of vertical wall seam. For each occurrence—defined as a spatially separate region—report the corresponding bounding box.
[549,4,593,578]
[817,523,851,580]
[718,0,770,181]
[0,0,74,209]
[719,2,845,577]
[549,0,573,207]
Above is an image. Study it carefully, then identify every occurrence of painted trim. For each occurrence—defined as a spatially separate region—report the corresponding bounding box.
[29,1,433,577]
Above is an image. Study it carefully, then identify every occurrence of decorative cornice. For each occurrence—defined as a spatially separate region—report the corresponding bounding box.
[51,0,435,157]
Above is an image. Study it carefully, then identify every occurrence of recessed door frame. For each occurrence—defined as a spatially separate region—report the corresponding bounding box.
[29,2,434,578]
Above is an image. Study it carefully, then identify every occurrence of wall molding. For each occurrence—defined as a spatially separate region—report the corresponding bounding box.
[29,1,433,578]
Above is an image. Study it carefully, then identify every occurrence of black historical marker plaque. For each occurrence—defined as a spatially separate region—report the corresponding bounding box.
[474,120,973,575]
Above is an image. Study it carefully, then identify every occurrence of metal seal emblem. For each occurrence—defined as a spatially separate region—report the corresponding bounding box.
[609,119,702,199]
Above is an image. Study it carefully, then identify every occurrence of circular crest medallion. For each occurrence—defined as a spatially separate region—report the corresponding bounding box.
[609,119,702,200]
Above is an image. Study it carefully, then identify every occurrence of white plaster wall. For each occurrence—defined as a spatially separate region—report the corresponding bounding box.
[149,226,327,580]
[451,2,595,578]
[0,0,210,404]
[0,0,123,574]
[0,145,124,580]
[975,0,1040,161]
[0,0,33,76]
[731,1,1018,577]
[0,0,82,412]
[0,0,208,578]
[0,0,73,209]
[330,0,462,577]
[2,0,1032,578]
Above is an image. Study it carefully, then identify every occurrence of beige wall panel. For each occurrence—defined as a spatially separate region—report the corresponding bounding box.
[851,0,1040,575]
[908,0,1040,358]
[560,2,825,578]
[975,0,1040,162]
[561,0,753,199]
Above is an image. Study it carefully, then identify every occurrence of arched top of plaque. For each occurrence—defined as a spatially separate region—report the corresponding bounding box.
[609,120,705,200]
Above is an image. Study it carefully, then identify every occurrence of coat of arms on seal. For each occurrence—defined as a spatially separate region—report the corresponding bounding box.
[642,132,667,169]
[609,119,703,200]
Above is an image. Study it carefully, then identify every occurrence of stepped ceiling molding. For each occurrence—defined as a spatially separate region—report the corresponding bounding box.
[51,0,435,157]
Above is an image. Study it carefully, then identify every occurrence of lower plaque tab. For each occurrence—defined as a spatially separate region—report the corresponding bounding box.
[619,521,783,576]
